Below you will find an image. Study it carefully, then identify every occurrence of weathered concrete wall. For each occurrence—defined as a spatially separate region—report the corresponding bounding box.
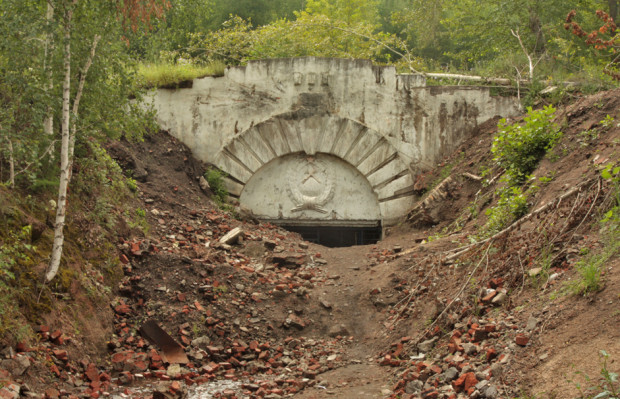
[147,57,521,226]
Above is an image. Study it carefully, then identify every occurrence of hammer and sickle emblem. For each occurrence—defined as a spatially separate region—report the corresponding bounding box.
[287,156,334,214]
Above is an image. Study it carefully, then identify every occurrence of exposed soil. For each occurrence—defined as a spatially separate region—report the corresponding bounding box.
[1,89,619,399]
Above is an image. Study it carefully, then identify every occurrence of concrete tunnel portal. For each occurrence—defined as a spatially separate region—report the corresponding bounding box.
[146,57,522,246]
[239,152,383,247]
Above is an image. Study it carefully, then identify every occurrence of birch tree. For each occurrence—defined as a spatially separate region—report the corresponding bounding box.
[45,0,169,282]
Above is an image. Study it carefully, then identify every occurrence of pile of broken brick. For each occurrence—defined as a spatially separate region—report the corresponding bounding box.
[377,277,541,399]
[106,205,358,398]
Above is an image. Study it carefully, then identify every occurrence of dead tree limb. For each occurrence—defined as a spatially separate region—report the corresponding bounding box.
[444,180,593,263]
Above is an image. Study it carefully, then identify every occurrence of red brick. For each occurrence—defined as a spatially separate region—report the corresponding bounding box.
[486,348,498,362]
[114,304,131,315]
[85,363,100,382]
[515,333,529,346]
[452,372,478,393]
[53,349,68,362]
[421,389,439,399]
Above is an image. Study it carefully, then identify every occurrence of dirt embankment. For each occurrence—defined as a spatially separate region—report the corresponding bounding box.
[1,89,618,399]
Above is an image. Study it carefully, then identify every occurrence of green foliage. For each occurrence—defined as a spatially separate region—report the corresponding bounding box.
[137,61,225,88]
[0,225,35,283]
[570,256,604,295]
[600,114,618,129]
[208,0,301,30]
[185,10,408,66]
[600,163,620,226]
[538,173,554,185]
[72,142,138,231]
[0,0,158,188]
[204,167,228,205]
[569,350,619,398]
[0,0,57,187]
[492,106,562,186]
[125,208,150,235]
[0,197,38,341]
[110,0,620,84]
[305,0,381,25]
[478,186,529,239]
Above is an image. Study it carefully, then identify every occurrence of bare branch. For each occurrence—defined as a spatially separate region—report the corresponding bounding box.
[11,140,58,180]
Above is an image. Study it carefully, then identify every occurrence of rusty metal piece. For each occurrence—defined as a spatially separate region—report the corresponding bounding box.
[139,319,189,364]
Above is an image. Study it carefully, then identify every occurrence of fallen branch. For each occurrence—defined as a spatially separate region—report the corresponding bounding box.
[424,72,526,86]
[424,72,577,88]
[444,180,593,263]
[462,172,482,181]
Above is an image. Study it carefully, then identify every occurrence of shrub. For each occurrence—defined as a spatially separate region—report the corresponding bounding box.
[479,186,529,238]
[492,106,562,185]
[204,167,228,205]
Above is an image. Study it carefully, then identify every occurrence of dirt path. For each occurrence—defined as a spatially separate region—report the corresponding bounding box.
[288,230,457,399]
[289,243,401,398]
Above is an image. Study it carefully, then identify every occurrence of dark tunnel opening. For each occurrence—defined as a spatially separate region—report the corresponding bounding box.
[279,223,382,248]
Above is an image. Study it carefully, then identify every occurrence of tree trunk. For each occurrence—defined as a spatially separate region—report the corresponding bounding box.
[528,8,545,55]
[609,0,618,23]
[68,34,100,178]
[8,139,15,188]
[47,3,74,283]
[511,28,535,81]
[43,2,55,136]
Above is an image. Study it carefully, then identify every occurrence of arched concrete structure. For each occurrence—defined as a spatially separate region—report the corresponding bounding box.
[147,57,522,228]
[214,114,412,225]
[240,152,382,224]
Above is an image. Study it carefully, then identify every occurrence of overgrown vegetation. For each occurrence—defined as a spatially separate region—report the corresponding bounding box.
[204,167,229,206]
[137,60,226,88]
[121,0,620,88]
[480,186,530,238]
[73,142,139,231]
[492,106,562,186]
[0,217,36,341]
[472,108,561,239]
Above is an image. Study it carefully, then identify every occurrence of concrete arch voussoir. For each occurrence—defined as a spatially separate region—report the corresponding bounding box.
[216,114,415,221]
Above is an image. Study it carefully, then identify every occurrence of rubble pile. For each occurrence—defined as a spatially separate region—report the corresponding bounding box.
[104,203,356,398]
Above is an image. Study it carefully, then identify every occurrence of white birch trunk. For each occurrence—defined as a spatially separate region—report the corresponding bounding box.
[43,2,55,136]
[47,4,73,282]
[511,28,536,81]
[68,34,100,180]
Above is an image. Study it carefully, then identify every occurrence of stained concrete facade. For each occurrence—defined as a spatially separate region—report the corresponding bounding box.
[147,57,521,227]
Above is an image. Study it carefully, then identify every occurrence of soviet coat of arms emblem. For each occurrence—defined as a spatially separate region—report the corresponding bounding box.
[287,155,335,214]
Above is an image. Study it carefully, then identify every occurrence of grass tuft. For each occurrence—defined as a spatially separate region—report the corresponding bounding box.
[137,61,226,89]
